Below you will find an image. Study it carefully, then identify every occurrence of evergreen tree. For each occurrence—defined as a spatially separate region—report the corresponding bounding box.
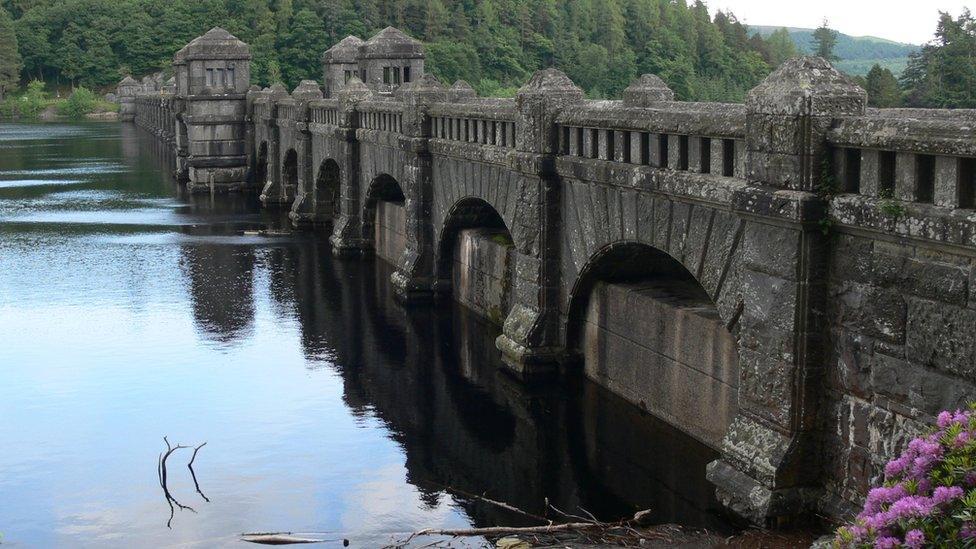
[0,5,20,98]
[765,27,797,67]
[812,18,839,61]
[901,10,976,108]
[865,64,900,107]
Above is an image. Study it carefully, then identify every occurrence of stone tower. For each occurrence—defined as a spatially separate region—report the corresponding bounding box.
[172,27,252,193]
[321,35,364,98]
[357,27,424,95]
[116,76,141,122]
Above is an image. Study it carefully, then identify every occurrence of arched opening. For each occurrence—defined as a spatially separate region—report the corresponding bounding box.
[436,198,514,327]
[253,142,269,186]
[566,242,739,450]
[364,174,406,266]
[283,148,298,190]
[314,159,341,223]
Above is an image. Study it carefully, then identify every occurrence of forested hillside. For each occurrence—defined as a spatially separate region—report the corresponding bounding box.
[0,0,799,101]
[752,25,918,76]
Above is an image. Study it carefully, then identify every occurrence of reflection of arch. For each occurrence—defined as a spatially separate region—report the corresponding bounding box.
[315,159,341,221]
[565,241,739,449]
[362,173,405,244]
[283,148,298,189]
[254,141,269,186]
[435,197,512,287]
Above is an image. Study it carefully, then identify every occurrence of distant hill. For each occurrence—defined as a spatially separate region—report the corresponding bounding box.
[751,26,919,76]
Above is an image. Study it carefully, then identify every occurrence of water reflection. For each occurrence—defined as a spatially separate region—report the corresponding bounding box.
[0,123,729,547]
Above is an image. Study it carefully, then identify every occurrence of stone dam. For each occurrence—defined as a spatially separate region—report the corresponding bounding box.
[121,26,976,527]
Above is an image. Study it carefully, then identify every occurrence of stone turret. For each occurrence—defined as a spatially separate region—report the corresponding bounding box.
[172,27,252,193]
[117,76,141,122]
[357,27,424,95]
[322,35,364,98]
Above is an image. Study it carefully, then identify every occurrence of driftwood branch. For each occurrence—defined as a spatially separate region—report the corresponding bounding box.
[385,498,658,548]
[241,532,350,546]
[432,484,548,524]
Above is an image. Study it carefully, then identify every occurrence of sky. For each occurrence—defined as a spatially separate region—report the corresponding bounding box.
[706,0,973,45]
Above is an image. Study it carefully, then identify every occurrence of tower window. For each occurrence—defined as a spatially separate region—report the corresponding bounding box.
[344,70,351,83]
[383,67,391,84]
[226,68,235,87]
[404,67,411,83]
[205,68,214,87]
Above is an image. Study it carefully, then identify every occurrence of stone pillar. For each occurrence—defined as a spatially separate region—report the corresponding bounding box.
[622,74,675,107]
[289,80,326,227]
[496,69,584,376]
[707,57,867,526]
[388,74,450,302]
[329,77,373,256]
[257,84,291,205]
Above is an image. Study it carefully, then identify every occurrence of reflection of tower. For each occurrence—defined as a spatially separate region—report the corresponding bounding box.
[119,123,142,164]
[180,242,256,345]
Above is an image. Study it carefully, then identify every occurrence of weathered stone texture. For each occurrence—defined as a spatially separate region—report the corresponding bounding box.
[374,200,406,266]
[583,280,738,449]
[452,229,515,325]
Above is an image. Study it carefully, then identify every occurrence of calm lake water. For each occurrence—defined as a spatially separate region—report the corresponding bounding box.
[0,123,729,547]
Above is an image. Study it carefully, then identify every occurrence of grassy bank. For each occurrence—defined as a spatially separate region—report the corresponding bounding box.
[1,81,118,121]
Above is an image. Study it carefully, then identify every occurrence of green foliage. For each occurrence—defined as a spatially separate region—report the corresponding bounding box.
[812,19,839,61]
[877,186,907,218]
[901,9,976,108]
[764,27,797,67]
[58,86,96,118]
[15,77,45,116]
[865,64,901,107]
[0,5,20,99]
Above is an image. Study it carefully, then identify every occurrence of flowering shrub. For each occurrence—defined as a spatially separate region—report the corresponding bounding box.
[835,406,976,548]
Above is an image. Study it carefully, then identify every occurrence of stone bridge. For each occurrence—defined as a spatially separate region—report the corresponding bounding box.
[127,27,976,527]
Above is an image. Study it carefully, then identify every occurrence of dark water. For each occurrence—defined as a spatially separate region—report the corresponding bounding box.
[0,123,729,547]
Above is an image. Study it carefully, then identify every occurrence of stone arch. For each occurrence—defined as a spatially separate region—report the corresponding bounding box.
[564,240,740,450]
[282,148,299,190]
[314,158,341,222]
[363,173,406,263]
[434,198,516,325]
[254,141,269,186]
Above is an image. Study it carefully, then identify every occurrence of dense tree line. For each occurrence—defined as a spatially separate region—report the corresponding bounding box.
[0,5,19,99]
[0,0,799,101]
